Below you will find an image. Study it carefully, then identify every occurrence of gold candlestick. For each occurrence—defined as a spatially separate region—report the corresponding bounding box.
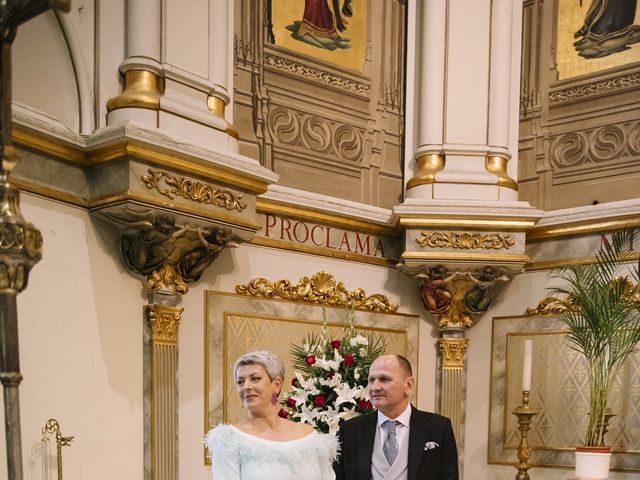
[511,390,539,480]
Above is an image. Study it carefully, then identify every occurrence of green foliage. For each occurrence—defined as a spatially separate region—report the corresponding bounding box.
[550,228,640,446]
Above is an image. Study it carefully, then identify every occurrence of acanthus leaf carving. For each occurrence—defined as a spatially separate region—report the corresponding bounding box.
[235,271,399,312]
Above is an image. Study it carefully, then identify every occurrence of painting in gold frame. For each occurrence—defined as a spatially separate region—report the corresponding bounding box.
[204,290,419,463]
[557,1,640,80]
[488,314,640,472]
[270,0,367,72]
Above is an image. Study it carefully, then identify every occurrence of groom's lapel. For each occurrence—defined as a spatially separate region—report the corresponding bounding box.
[357,414,377,480]
[407,407,427,480]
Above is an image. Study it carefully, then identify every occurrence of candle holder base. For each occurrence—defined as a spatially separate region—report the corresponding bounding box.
[512,390,539,480]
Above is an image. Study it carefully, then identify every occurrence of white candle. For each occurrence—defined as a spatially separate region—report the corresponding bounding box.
[522,340,532,392]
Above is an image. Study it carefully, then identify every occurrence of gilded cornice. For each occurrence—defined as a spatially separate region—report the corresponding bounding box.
[235,271,399,312]
[399,216,536,231]
[256,197,396,236]
[402,251,528,263]
[527,215,640,241]
[12,127,273,195]
[90,192,260,232]
[416,231,515,250]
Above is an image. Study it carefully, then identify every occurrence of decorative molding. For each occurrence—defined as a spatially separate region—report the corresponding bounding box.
[141,169,247,212]
[264,53,370,96]
[416,231,515,250]
[147,304,183,343]
[525,296,570,316]
[438,338,469,368]
[549,121,640,169]
[235,271,399,312]
[549,72,640,105]
[268,106,364,161]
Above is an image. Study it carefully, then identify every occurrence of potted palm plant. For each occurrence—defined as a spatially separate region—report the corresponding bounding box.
[550,228,640,480]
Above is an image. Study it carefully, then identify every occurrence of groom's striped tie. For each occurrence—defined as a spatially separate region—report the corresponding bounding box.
[382,420,399,465]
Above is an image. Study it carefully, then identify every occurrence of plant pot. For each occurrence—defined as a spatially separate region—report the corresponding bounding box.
[575,446,612,480]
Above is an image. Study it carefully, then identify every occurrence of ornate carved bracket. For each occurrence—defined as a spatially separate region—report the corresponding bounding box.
[418,268,509,330]
[105,207,232,296]
[235,271,399,312]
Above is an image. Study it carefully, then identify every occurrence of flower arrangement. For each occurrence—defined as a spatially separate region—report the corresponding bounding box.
[279,305,386,435]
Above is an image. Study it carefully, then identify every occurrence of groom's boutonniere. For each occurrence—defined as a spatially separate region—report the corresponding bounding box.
[424,441,440,451]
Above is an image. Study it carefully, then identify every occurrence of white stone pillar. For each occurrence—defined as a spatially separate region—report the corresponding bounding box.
[206,0,238,148]
[405,0,521,201]
[107,0,163,126]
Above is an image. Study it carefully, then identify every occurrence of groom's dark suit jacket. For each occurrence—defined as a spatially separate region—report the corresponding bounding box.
[333,406,459,480]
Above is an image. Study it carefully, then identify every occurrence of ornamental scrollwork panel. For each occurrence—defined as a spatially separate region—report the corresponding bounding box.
[549,72,640,105]
[415,231,515,250]
[141,169,247,212]
[549,121,640,169]
[235,271,399,312]
[264,53,370,96]
[268,106,364,162]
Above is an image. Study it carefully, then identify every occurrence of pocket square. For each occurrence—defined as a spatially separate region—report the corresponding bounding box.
[424,441,439,450]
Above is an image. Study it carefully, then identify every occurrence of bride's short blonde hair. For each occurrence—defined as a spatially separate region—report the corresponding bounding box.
[233,350,285,382]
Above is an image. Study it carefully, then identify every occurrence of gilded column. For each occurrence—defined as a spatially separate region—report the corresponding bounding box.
[437,338,469,444]
[145,300,183,480]
[106,0,162,124]
[0,3,68,480]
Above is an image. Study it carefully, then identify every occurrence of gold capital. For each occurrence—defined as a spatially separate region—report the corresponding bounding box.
[485,154,518,191]
[438,338,469,368]
[146,304,184,344]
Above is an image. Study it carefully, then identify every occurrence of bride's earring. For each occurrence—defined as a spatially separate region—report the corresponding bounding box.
[271,392,278,405]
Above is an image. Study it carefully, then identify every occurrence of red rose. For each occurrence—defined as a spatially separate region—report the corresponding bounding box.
[286,397,296,408]
[278,408,289,418]
[305,355,316,365]
[313,394,327,407]
[342,354,354,366]
[330,339,341,349]
[327,372,335,380]
[291,377,299,387]
[357,399,372,410]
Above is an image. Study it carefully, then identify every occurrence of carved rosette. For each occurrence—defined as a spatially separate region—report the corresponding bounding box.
[416,231,515,250]
[438,338,469,368]
[235,271,399,312]
[141,169,247,212]
[146,305,184,344]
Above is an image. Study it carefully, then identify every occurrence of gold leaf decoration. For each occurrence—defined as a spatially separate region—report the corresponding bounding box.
[235,271,399,312]
[525,296,571,316]
[141,169,247,212]
[416,231,515,250]
[147,305,183,343]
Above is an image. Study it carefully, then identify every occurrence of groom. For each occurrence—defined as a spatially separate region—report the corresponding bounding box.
[333,354,459,480]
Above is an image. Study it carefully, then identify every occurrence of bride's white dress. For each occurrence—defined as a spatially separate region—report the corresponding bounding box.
[205,424,338,480]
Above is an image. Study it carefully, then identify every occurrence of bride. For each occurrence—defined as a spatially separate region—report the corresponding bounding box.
[205,350,338,479]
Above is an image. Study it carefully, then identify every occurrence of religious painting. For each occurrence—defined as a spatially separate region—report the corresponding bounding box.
[270,0,367,72]
[204,284,419,462]
[557,0,640,79]
[488,314,640,472]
